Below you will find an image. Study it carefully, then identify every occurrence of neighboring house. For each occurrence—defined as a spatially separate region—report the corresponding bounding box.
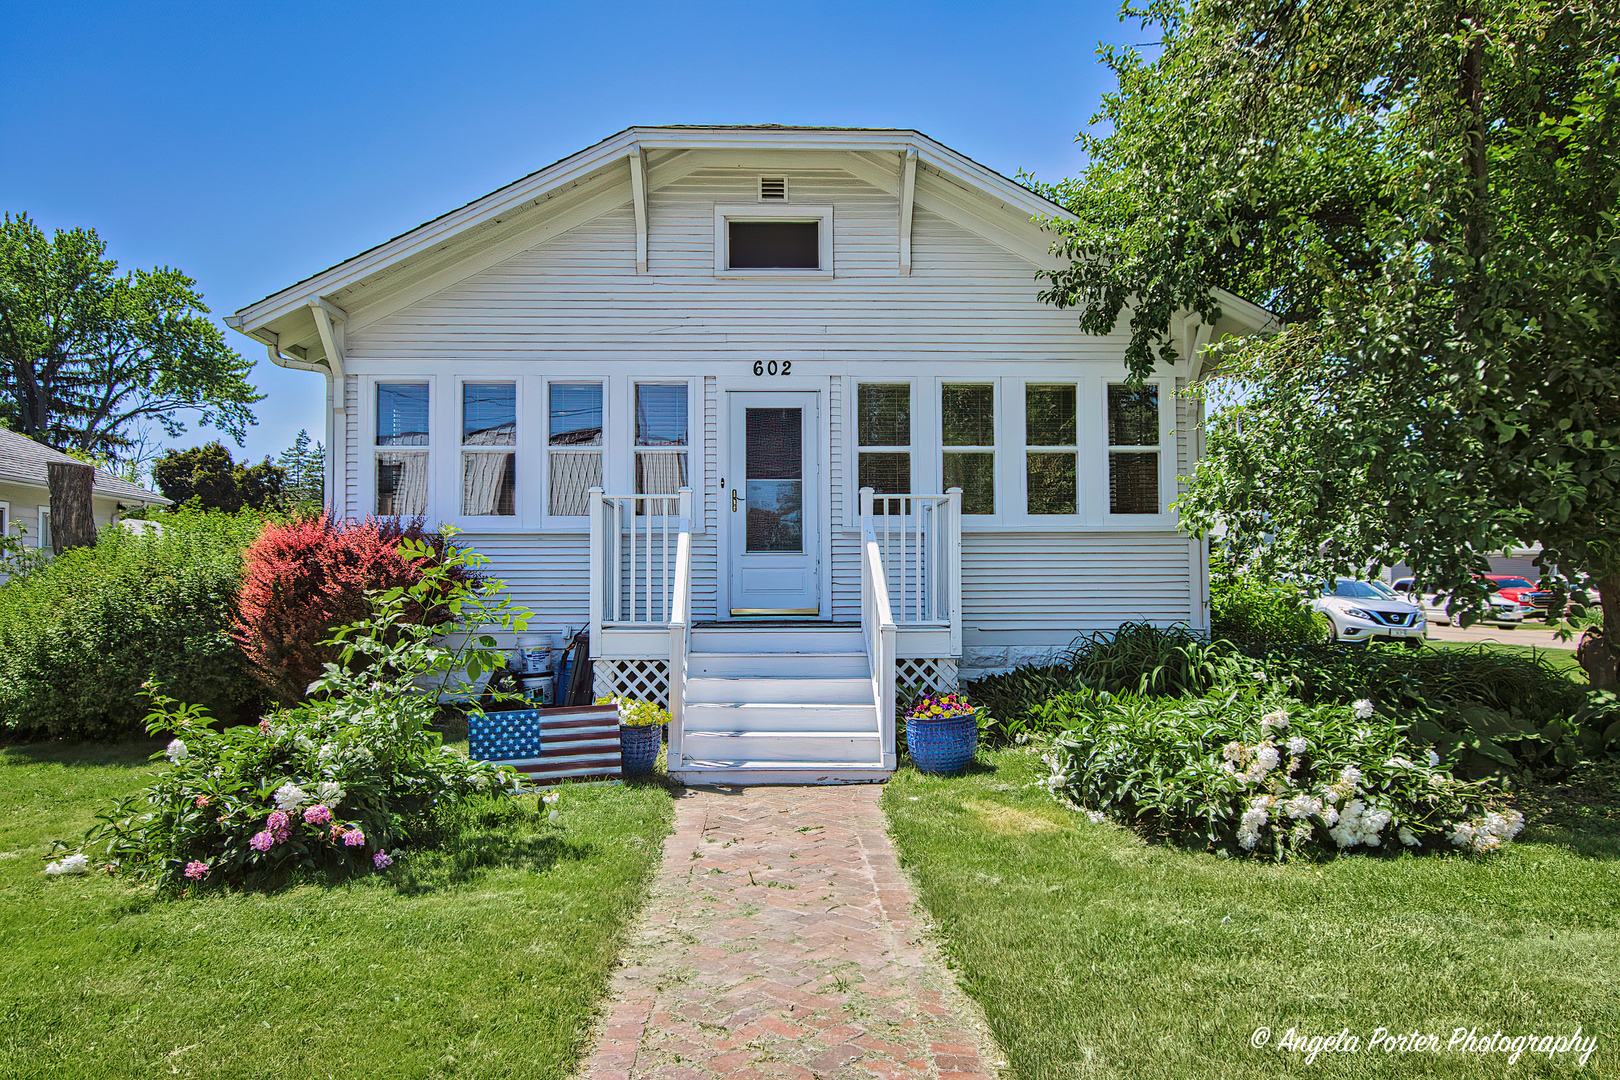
[0,427,169,550]
[226,126,1271,783]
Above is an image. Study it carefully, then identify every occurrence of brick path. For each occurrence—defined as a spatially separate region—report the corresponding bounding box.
[581,785,1002,1080]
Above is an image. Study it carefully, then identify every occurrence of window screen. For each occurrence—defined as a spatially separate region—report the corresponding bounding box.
[728,221,819,269]
[745,407,803,552]
[1108,383,1160,514]
[942,383,994,514]
[376,383,428,446]
[549,382,603,516]
[462,383,515,445]
[857,383,910,496]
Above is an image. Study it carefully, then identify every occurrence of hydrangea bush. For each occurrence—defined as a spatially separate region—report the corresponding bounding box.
[76,537,534,891]
[1039,689,1526,861]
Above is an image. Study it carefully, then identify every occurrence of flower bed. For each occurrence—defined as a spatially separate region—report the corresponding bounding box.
[1039,689,1526,860]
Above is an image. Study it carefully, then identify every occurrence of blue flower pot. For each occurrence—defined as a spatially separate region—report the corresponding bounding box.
[906,715,978,776]
[619,724,662,776]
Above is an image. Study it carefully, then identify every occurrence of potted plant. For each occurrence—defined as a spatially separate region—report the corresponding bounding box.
[600,696,667,776]
[904,693,980,776]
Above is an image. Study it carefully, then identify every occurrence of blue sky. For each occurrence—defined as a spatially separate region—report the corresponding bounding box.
[1,1,1136,469]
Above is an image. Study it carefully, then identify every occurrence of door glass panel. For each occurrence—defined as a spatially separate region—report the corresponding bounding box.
[745,407,803,552]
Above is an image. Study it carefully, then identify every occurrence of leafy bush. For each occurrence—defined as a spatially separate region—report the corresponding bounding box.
[1040,689,1526,861]
[77,540,533,892]
[597,696,668,727]
[233,515,477,705]
[1211,574,1329,647]
[0,509,265,740]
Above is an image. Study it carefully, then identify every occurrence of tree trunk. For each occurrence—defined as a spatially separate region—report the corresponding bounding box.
[47,461,96,556]
[1577,573,1620,689]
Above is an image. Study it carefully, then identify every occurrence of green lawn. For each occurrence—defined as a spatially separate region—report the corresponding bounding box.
[885,749,1620,1080]
[0,737,672,1080]
[1424,637,1586,678]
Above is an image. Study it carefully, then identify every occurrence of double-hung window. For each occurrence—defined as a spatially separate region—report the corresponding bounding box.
[461,382,516,516]
[856,383,911,500]
[941,383,995,515]
[1107,383,1161,515]
[548,382,603,517]
[375,382,430,517]
[633,383,688,502]
[1025,383,1078,515]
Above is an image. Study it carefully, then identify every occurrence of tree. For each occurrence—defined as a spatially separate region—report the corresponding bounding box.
[1037,0,1620,682]
[0,213,260,464]
[276,428,326,513]
[153,441,285,513]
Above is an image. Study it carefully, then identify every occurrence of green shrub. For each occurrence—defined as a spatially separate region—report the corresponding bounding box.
[1211,574,1329,646]
[74,540,533,892]
[0,509,265,740]
[1039,689,1526,861]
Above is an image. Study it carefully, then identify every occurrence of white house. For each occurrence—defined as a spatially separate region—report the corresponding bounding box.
[0,427,169,551]
[226,126,1270,783]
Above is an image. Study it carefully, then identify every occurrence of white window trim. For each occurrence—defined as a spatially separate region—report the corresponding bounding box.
[541,376,609,532]
[363,376,435,522]
[1018,379,1083,520]
[845,378,917,524]
[713,204,834,279]
[0,502,9,540]
[629,378,698,506]
[36,505,51,549]
[450,376,523,527]
[938,378,1001,521]
[1103,377,1178,526]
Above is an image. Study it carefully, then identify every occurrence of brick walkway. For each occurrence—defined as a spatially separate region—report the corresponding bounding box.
[581,785,1002,1080]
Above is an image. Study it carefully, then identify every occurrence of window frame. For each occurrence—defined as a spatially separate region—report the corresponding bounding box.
[36,505,51,550]
[541,376,608,530]
[365,376,434,521]
[713,203,834,279]
[629,378,697,508]
[0,502,9,541]
[938,379,1000,520]
[1103,377,1176,522]
[454,377,521,522]
[1019,380,1082,519]
[850,379,915,516]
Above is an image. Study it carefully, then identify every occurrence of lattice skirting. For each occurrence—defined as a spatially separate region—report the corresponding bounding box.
[895,657,959,706]
[593,659,670,708]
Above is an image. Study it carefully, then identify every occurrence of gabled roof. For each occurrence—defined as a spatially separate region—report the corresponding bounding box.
[0,428,169,505]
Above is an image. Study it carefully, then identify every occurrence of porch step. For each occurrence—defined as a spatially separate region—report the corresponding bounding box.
[680,730,883,765]
[671,761,892,786]
[690,626,865,655]
[688,651,869,679]
[685,676,872,706]
[682,700,878,734]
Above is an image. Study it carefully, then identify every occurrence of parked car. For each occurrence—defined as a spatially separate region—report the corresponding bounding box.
[1481,575,1555,610]
[1313,580,1426,644]
[1390,578,1526,626]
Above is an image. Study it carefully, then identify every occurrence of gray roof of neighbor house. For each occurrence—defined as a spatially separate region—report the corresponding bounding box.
[0,428,169,505]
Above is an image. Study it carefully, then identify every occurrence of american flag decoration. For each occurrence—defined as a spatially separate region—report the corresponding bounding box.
[468,705,623,783]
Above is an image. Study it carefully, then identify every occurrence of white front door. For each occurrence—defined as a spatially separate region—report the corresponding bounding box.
[727,391,821,617]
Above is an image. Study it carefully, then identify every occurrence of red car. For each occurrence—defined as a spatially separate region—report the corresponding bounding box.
[1481,575,1555,609]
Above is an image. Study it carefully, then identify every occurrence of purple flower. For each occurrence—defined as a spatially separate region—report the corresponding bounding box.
[343,828,366,847]
[249,831,275,852]
[372,851,393,869]
[266,810,290,832]
[183,860,208,880]
[303,804,332,826]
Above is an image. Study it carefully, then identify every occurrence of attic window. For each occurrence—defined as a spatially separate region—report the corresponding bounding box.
[758,176,787,201]
[728,221,819,269]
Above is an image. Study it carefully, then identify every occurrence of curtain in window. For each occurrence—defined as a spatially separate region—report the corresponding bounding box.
[463,453,515,516]
[377,453,429,516]
[549,450,601,516]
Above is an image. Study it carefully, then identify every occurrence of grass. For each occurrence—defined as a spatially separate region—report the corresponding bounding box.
[885,749,1620,1080]
[0,735,673,1080]
[1424,637,1586,679]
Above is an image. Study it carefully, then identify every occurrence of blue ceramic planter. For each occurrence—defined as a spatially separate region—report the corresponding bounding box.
[906,714,978,776]
[619,724,662,776]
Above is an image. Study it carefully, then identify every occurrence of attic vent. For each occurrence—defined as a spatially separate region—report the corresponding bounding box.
[758,176,787,201]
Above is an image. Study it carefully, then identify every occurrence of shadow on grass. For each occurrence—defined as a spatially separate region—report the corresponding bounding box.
[1518,759,1620,860]
[0,737,164,770]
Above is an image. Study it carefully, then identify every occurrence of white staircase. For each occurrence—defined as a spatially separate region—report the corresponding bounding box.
[671,626,891,785]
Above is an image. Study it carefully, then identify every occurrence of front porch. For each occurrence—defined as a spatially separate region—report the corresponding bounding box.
[587,487,963,784]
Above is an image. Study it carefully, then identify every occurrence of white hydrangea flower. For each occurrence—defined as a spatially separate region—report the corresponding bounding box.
[541,791,560,805]
[318,743,337,762]
[1320,804,1340,827]
[1254,744,1281,773]
[1219,760,1237,775]
[1451,809,1527,853]
[1398,825,1420,847]
[1352,699,1375,720]
[273,783,308,812]
[1284,794,1322,820]
[294,734,316,754]
[1221,740,1244,762]
[1236,806,1268,849]
[1386,756,1414,769]
[44,852,90,875]
[1260,710,1289,732]
[165,739,188,763]
[1085,809,1104,824]
[1286,736,1308,755]
[315,780,344,807]
[1339,765,1363,788]
[1426,749,1441,767]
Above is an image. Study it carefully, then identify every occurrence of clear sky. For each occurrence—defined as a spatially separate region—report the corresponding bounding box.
[1,0,1136,469]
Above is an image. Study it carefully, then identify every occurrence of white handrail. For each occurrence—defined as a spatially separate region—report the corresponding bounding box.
[861,489,898,769]
[864,492,955,625]
[667,488,693,772]
[591,491,685,627]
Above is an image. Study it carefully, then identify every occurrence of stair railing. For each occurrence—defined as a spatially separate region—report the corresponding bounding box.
[860,488,898,769]
[667,488,693,771]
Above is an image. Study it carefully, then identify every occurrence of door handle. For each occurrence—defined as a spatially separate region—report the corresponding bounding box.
[731,489,741,512]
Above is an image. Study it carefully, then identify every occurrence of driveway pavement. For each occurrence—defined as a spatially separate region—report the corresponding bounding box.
[1423,620,1576,650]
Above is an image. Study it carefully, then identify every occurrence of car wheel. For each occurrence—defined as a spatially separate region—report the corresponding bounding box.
[1326,623,1340,645]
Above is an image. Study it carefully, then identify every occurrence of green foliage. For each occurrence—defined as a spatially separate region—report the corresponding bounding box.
[1039,690,1524,861]
[598,696,669,727]
[0,508,264,740]
[78,540,532,891]
[153,440,285,512]
[1035,0,1620,677]
[1210,573,1329,647]
[0,212,260,463]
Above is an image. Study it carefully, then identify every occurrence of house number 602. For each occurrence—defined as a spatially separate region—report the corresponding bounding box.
[752,360,791,376]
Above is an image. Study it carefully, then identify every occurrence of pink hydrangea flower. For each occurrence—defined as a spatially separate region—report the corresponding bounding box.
[249,831,275,852]
[303,804,332,826]
[343,828,366,847]
[183,861,208,880]
[330,822,346,841]
[266,810,289,832]
[372,851,393,869]
[258,718,271,734]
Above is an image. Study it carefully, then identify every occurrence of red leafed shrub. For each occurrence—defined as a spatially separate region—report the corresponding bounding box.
[233,516,478,705]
